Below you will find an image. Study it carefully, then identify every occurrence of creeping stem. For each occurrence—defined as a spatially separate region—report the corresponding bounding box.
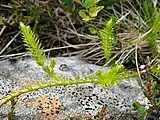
[0,79,96,107]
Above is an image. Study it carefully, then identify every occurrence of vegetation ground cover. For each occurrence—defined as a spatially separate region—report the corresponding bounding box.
[0,0,160,119]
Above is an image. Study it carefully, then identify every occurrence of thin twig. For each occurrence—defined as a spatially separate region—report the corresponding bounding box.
[0,4,13,9]
[117,12,130,23]
[0,4,26,11]
[0,42,99,59]
[67,28,99,39]
[67,14,81,42]
[82,46,101,57]
[135,43,143,88]
[0,14,14,37]
[0,32,20,55]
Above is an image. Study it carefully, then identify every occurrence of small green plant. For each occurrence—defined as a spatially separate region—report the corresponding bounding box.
[140,0,160,56]
[0,22,137,112]
[133,61,160,119]
[64,0,73,11]
[99,17,117,60]
[88,17,117,61]
[11,0,54,31]
[3,1,159,119]
[133,101,148,119]
[128,1,160,119]
[99,0,160,67]
[0,16,7,25]
[75,0,104,22]
[8,98,16,120]
[20,22,60,81]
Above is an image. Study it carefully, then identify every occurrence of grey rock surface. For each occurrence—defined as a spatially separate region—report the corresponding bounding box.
[0,57,149,120]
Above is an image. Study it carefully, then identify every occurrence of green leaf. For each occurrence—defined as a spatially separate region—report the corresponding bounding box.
[0,16,7,24]
[82,0,101,8]
[88,27,97,34]
[83,0,93,8]
[74,0,83,5]
[64,0,72,9]
[156,101,160,106]
[78,10,90,22]
[133,101,142,109]
[137,107,147,117]
[64,0,72,5]
[95,0,101,3]
[50,60,56,70]
[89,6,104,17]
[151,81,157,90]
[133,101,147,118]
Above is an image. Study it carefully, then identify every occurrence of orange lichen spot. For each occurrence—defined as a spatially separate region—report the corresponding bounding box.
[97,106,106,120]
[33,96,63,120]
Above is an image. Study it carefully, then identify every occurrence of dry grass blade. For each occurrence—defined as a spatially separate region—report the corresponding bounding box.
[0,32,20,55]
[0,43,99,60]
[0,14,14,37]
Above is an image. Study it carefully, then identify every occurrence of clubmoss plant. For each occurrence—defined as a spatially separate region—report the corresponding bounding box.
[140,0,160,56]
[99,17,117,60]
[0,23,137,119]
[20,22,60,81]
[87,17,117,63]
[100,0,160,66]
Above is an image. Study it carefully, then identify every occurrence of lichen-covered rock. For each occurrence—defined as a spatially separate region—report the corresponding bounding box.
[0,57,149,120]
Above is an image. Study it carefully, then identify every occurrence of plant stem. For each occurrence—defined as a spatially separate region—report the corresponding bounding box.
[0,79,97,107]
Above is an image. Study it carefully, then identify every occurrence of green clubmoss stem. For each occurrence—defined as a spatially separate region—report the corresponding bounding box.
[0,79,96,107]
